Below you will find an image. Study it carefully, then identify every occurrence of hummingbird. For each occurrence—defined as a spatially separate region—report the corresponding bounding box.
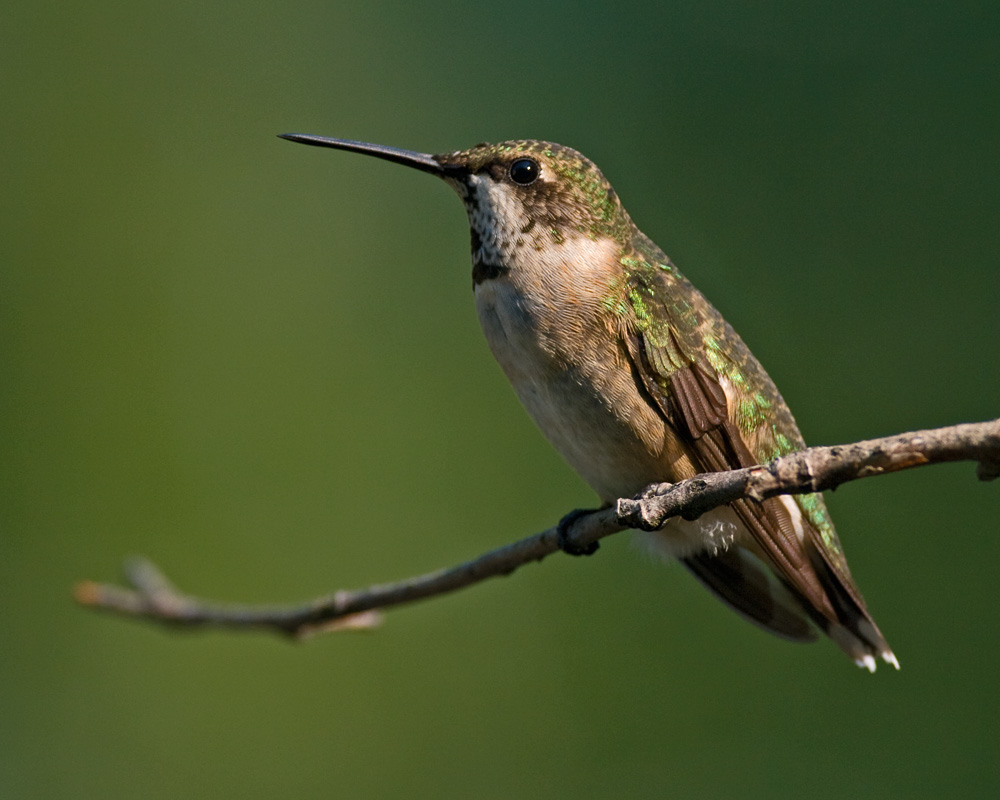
[280,133,898,672]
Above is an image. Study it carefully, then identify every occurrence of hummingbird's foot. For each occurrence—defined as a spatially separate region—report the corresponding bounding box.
[556,508,601,556]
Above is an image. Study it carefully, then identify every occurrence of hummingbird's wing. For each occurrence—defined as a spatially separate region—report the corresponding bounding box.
[624,332,837,619]
[619,246,893,667]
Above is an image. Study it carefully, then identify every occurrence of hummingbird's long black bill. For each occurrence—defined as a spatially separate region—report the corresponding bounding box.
[279,133,446,176]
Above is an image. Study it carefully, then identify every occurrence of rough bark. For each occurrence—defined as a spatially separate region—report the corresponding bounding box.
[75,418,1000,639]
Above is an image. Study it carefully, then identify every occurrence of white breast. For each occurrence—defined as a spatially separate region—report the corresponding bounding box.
[472,235,668,503]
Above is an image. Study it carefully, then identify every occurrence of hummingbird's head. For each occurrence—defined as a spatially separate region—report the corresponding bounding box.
[434,140,635,279]
[279,134,636,281]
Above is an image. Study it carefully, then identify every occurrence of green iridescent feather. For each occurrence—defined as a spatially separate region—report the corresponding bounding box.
[619,236,847,572]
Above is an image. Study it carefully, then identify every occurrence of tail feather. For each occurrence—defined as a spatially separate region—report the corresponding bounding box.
[804,538,899,671]
[683,539,899,672]
[682,546,817,643]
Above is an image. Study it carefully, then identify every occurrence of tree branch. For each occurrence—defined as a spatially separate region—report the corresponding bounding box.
[75,418,1000,638]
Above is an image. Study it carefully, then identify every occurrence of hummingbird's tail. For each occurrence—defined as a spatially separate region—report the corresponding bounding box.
[681,545,819,643]
[681,537,899,671]
[802,537,900,672]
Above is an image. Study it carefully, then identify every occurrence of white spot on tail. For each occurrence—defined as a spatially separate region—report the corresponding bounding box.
[856,654,877,673]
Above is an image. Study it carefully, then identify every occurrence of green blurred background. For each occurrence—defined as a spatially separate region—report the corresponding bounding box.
[3,1,998,797]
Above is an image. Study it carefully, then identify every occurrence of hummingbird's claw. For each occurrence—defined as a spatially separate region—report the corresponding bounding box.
[556,508,601,556]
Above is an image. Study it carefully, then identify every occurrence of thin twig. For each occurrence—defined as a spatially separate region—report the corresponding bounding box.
[75,418,1000,638]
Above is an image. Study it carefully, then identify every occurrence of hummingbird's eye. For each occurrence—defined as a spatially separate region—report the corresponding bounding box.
[508,158,539,186]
